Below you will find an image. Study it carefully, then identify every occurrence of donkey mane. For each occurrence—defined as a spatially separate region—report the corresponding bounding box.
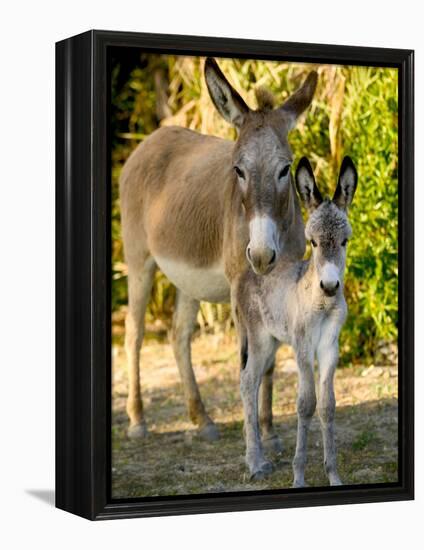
[255,86,276,111]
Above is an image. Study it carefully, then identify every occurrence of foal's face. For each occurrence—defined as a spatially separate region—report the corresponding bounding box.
[306,202,352,296]
[295,156,358,297]
[204,57,318,275]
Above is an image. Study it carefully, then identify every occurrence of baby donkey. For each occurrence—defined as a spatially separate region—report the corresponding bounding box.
[236,156,358,486]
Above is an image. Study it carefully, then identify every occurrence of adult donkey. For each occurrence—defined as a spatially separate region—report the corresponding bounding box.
[120,58,317,444]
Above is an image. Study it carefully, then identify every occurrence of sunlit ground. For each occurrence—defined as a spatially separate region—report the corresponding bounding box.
[111,331,398,499]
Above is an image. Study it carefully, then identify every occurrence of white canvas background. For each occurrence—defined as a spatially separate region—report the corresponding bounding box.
[0,1,421,547]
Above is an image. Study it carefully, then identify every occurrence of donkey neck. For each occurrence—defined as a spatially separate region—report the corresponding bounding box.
[257,254,344,346]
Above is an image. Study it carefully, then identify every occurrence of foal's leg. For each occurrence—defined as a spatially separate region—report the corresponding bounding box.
[125,256,157,438]
[240,332,276,479]
[317,338,342,486]
[292,348,316,488]
[259,354,283,454]
[171,290,219,441]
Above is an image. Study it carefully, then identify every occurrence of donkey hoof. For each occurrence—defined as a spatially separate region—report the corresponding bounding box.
[198,422,220,442]
[250,460,274,481]
[127,422,148,439]
[292,479,307,488]
[329,475,342,486]
[262,434,284,455]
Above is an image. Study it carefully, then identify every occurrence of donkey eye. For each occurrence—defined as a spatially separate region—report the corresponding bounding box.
[311,239,317,248]
[234,166,245,179]
[341,238,348,247]
[278,165,290,180]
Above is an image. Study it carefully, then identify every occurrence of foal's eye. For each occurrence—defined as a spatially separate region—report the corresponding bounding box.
[278,165,290,180]
[311,239,317,248]
[341,238,348,247]
[234,166,245,179]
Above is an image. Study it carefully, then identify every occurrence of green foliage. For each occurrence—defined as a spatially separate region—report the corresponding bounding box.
[339,68,398,363]
[111,55,398,364]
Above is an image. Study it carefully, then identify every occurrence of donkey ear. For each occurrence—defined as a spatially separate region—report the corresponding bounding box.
[295,157,323,211]
[280,71,318,130]
[333,156,358,210]
[204,58,250,129]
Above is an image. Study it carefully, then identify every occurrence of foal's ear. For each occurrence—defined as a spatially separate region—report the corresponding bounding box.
[333,156,358,210]
[295,157,323,211]
[280,71,318,130]
[204,58,250,129]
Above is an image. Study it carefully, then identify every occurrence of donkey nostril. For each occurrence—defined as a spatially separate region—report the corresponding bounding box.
[269,250,276,265]
[320,280,340,295]
[247,247,252,261]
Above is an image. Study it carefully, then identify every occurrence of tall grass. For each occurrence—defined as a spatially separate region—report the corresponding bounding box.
[111,55,398,364]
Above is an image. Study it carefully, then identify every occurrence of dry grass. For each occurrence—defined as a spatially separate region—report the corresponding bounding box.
[111,332,398,499]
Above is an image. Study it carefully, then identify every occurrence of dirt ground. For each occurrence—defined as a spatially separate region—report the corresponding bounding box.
[111,332,398,499]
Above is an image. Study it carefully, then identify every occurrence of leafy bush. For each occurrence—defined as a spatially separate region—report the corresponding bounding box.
[111,54,398,364]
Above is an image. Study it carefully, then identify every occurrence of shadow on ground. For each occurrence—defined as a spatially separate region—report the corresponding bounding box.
[26,489,55,507]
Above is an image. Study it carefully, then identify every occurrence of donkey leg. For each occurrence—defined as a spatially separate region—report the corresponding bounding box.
[171,290,219,441]
[317,342,342,486]
[292,350,316,488]
[259,355,283,454]
[240,334,275,479]
[125,256,156,438]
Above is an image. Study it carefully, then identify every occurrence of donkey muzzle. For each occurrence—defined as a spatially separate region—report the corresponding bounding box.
[246,246,277,275]
[320,279,340,297]
[319,262,341,296]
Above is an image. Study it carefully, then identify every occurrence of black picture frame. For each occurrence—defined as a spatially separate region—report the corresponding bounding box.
[55,29,414,520]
